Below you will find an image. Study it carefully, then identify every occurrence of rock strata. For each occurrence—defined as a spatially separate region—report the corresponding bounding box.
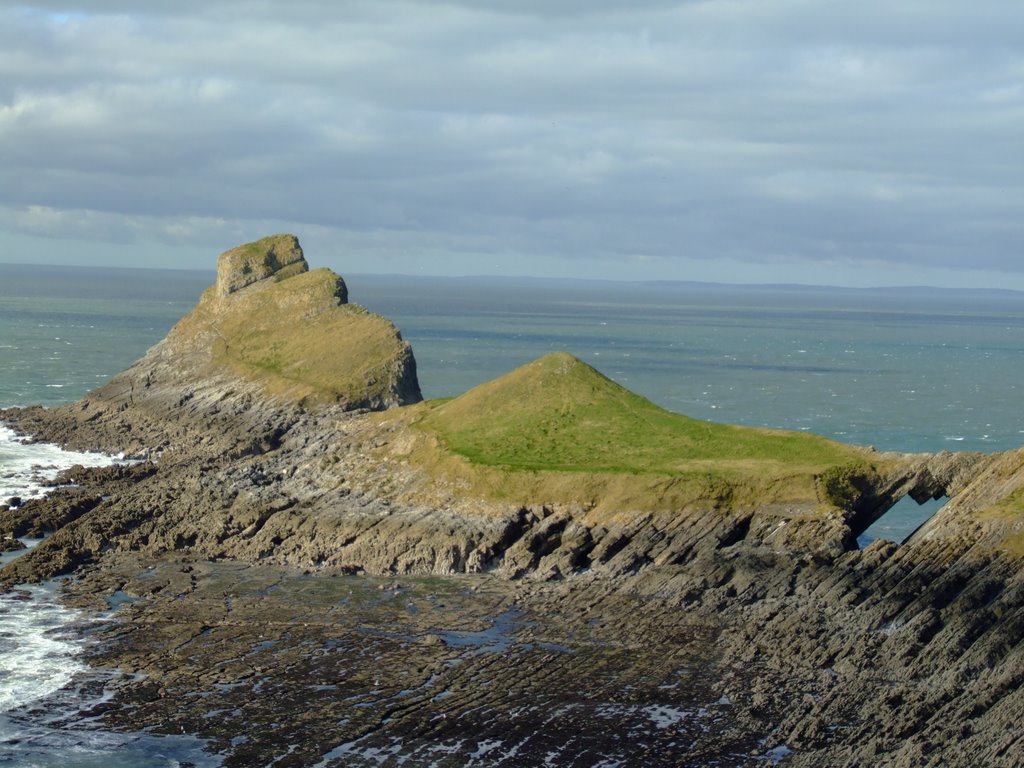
[216,233,310,296]
[2,238,1023,767]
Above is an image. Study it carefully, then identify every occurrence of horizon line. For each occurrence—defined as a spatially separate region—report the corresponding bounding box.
[1,260,1023,296]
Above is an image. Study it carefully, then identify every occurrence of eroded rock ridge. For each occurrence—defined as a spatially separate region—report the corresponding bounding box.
[1,237,1022,768]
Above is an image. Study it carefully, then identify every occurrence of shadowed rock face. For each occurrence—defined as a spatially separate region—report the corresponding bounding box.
[2,240,1024,767]
[827,450,993,546]
[216,234,313,297]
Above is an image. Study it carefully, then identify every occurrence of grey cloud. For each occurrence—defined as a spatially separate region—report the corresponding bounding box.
[1,0,1021,281]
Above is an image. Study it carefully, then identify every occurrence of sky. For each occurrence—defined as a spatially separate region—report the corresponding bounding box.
[0,1,1021,287]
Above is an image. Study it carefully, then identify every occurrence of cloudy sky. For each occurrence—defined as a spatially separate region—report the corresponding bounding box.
[1,1,1021,287]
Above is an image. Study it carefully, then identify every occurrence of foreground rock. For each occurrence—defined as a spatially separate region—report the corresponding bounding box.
[0,537,25,553]
[60,553,769,768]
[2,236,1023,767]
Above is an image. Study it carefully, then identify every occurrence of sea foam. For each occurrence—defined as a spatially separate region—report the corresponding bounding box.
[0,584,87,713]
[0,590,218,768]
[0,425,121,504]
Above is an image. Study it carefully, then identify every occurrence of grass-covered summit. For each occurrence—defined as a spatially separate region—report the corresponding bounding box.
[413,352,874,512]
[424,352,862,474]
[168,235,421,409]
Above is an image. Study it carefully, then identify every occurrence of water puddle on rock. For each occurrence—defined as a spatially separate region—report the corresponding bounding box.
[0,536,44,568]
[433,608,520,656]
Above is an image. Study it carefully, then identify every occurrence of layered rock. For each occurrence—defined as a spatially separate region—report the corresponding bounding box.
[2,239,1023,767]
[4,235,420,458]
[216,234,311,296]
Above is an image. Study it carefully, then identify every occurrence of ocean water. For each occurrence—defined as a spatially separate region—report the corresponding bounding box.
[0,585,218,768]
[4,264,1024,453]
[4,264,1024,538]
[352,275,1024,455]
[0,425,124,504]
[3,263,1024,766]
[0,265,217,766]
[0,264,208,408]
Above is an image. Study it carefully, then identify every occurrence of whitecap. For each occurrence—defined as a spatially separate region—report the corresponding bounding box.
[0,425,122,502]
[0,584,86,713]
[0,585,219,766]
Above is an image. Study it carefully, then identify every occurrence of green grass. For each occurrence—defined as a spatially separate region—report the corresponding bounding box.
[229,233,297,261]
[422,352,863,476]
[409,353,873,513]
[980,486,1024,521]
[172,268,412,407]
[223,234,304,272]
[979,488,1024,557]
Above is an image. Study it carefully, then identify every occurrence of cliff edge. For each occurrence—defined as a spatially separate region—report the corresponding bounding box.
[172,234,420,409]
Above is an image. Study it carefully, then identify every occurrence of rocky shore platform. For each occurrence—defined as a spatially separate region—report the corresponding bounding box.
[3,236,1023,767]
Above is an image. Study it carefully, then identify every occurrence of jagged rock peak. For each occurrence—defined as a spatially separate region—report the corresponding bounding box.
[216,234,320,297]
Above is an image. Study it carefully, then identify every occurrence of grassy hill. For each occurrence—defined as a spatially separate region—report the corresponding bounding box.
[412,352,874,512]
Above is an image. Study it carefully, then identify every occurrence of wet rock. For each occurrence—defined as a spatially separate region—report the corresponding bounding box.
[0,537,25,553]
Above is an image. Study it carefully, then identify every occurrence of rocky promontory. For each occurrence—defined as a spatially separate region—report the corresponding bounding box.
[2,236,1023,767]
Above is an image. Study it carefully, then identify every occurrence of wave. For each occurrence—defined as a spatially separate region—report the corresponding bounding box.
[0,584,86,712]
[0,586,219,767]
[0,426,122,503]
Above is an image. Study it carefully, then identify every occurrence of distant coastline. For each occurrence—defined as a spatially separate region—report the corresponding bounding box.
[4,260,1024,297]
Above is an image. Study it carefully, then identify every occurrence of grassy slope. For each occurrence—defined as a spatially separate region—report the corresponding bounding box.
[172,268,410,406]
[413,352,873,513]
[968,449,1024,556]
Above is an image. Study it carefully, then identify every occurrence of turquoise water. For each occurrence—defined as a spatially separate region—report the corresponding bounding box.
[4,265,1024,455]
[5,263,1023,545]
[4,264,1024,537]
[351,276,1024,456]
[0,264,209,407]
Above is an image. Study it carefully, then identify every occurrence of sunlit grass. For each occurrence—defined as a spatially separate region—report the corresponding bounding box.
[410,352,874,513]
[172,268,411,407]
[423,352,862,474]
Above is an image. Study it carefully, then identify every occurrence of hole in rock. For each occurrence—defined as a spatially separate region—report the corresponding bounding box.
[857,495,948,549]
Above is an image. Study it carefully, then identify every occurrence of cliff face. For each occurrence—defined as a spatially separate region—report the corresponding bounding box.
[215,234,310,296]
[1,241,1023,767]
[5,235,421,457]
[171,237,419,410]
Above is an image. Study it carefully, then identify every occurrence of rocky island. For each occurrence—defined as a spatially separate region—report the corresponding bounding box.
[2,236,1023,767]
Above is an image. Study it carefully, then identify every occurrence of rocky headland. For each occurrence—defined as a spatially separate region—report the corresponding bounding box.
[2,236,1023,767]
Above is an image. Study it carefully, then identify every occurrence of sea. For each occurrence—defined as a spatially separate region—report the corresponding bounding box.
[2,262,1024,766]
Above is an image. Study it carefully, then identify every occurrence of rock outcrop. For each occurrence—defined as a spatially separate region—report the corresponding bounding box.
[216,234,311,296]
[3,235,421,458]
